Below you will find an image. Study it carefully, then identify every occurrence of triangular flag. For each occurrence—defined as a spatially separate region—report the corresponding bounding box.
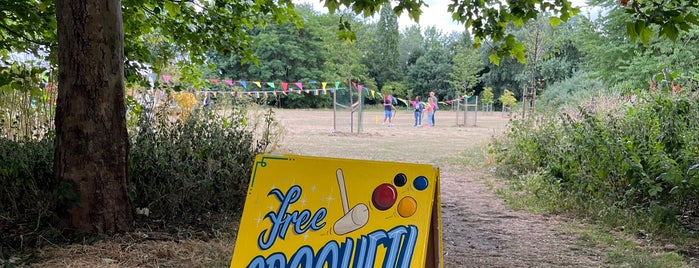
[225,80,233,86]
[282,82,288,94]
[295,82,303,91]
[254,81,261,88]
[371,90,376,98]
[240,81,247,88]
[163,75,171,83]
[210,79,219,85]
[267,82,275,88]
[322,82,327,91]
[334,81,340,89]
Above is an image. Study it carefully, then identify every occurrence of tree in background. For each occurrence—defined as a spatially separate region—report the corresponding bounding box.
[480,86,495,111]
[366,2,403,90]
[406,27,453,98]
[448,34,483,99]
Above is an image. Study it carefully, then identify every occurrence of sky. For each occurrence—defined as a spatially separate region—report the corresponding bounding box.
[298,0,593,34]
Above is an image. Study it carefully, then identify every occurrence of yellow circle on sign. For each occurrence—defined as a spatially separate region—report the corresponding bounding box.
[397,196,417,217]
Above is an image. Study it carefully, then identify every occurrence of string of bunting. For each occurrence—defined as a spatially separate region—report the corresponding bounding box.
[153,74,468,105]
[153,75,383,99]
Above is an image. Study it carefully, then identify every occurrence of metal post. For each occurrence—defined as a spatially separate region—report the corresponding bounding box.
[473,96,478,126]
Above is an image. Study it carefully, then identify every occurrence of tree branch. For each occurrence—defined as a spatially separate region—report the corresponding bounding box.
[0,23,52,47]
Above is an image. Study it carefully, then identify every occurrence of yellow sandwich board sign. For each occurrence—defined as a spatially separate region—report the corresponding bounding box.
[230,154,443,268]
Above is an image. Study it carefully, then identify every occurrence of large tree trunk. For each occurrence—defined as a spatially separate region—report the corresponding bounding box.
[55,0,133,234]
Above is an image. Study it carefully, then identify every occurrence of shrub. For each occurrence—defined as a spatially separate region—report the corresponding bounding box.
[128,96,283,224]
[491,90,699,230]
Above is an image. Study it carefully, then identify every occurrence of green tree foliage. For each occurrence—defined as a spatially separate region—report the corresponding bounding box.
[499,89,517,107]
[575,6,699,90]
[366,2,403,89]
[448,34,483,98]
[480,86,495,104]
[406,27,453,99]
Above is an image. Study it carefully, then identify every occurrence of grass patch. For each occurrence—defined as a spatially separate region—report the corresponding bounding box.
[571,223,687,268]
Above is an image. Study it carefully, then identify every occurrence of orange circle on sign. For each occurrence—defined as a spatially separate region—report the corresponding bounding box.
[397,196,417,217]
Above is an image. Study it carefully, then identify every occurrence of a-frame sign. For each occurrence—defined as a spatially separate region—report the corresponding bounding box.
[230,154,443,268]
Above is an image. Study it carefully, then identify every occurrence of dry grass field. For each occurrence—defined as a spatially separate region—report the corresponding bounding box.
[27,108,608,267]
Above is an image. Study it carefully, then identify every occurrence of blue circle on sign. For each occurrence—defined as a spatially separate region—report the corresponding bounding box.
[413,176,428,190]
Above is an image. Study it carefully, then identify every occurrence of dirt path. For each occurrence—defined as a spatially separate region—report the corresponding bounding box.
[274,109,605,267]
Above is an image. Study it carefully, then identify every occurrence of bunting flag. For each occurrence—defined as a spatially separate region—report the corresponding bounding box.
[371,90,376,99]
[295,82,303,91]
[240,81,247,88]
[163,75,171,83]
[255,92,260,98]
[334,81,340,89]
[267,82,275,88]
[211,79,219,85]
[281,82,288,94]
[322,82,327,91]
[254,81,261,88]
[264,91,269,98]
[314,90,319,96]
[226,80,233,86]
[396,97,409,106]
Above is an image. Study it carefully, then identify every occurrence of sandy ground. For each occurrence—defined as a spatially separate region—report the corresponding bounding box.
[273,109,606,267]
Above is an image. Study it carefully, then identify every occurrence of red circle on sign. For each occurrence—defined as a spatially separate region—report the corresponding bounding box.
[372,183,397,210]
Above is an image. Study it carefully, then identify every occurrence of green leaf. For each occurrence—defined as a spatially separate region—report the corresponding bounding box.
[513,17,524,27]
[661,23,679,41]
[548,17,561,28]
[164,2,180,16]
[639,25,653,44]
[489,54,501,66]
[626,22,638,42]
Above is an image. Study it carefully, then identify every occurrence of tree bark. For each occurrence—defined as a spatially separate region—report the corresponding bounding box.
[55,0,133,234]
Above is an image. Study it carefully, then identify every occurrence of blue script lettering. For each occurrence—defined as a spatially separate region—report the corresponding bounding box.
[257,185,327,250]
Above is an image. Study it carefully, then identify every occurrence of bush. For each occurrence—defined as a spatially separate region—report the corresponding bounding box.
[491,90,699,230]
[0,136,58,258]
[0,93,283,257]
[128,97,283,224]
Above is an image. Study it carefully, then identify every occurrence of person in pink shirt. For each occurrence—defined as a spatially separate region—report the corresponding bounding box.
[425,97,435,127]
